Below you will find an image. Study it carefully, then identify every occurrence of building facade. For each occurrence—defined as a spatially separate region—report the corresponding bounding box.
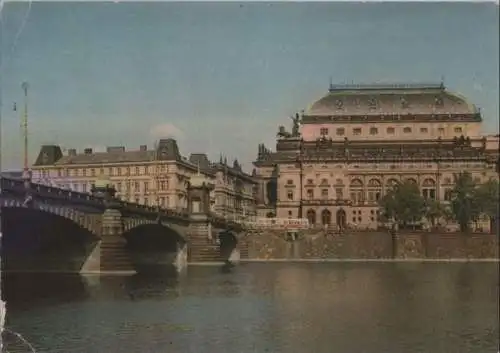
[254,83,499,230]
[31,138,257,222]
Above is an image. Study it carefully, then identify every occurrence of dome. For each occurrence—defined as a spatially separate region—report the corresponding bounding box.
[305,83,478,117]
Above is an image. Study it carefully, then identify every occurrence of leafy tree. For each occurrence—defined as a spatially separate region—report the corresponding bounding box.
[450,172,481,233]
[476,178,499,234]
[379,180,426,229]
[424,199,447,228]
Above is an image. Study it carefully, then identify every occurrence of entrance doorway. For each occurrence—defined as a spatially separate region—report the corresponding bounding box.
[321,209,331,226]
[336,209,346,230]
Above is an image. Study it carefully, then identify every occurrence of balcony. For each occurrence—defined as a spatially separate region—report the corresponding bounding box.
[302,199,352,206]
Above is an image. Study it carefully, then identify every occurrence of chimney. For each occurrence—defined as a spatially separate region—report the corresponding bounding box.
[83,148,93,155]
[140,145,147,151]
[68,149,77,156]
[106,146,125,153]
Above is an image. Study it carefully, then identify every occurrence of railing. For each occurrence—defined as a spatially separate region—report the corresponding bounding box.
[1,176,105,206]
[0,177,189,219]
[243,217,310,230]
[302,199,352,206]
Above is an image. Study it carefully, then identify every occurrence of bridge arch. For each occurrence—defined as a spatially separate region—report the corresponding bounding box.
[1,206,100,272]
[122,222,186,273]
[1,200,102,236]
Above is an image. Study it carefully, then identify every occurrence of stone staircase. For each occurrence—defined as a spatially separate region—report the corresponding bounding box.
[99,235,135,272]
[187,223,221,262]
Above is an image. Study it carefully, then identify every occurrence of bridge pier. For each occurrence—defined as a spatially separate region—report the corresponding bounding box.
[81,179,135,274]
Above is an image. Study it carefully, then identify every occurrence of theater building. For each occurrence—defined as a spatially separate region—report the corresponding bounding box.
[253,83,499,229]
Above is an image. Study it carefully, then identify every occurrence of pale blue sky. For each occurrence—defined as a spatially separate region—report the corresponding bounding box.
[1,2,499,171]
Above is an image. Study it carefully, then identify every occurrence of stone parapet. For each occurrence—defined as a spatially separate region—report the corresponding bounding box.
[245,231,499,260]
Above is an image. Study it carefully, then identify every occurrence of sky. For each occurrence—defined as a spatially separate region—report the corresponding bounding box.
[0,2,499,171]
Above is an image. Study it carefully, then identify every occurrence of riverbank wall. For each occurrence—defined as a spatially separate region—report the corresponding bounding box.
[242,231,499,260]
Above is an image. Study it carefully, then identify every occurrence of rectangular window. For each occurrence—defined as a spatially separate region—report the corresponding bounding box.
[287,191,294,201]
[353,128,362,135]
[336,128,345,136]
[369,127,378,135]
[454,127,463,133]
[307,189,314,199]
[387,127,395,134]
[336,188,343,199]
[321,189,329,199]
[320,128,329,136]
[420,127,428,133]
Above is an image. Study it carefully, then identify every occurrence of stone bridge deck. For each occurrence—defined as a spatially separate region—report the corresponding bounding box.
[0,176,247,273]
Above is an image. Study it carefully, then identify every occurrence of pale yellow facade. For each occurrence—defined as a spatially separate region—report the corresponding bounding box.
[31,140,257,221]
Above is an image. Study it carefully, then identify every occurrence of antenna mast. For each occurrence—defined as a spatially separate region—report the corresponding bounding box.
[21,82,29,170]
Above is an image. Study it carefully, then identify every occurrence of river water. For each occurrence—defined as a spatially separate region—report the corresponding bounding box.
[2,262,499,353]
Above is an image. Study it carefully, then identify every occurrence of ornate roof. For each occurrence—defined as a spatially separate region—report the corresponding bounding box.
[304,83,478,117]
[254,136,496,166]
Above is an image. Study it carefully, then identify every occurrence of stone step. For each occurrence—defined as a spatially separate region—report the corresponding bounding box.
[99,236,135,272]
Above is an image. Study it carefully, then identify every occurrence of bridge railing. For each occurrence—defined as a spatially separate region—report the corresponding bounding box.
[1,177,190,219]
[1,177,106,207]
[118,200,190,220]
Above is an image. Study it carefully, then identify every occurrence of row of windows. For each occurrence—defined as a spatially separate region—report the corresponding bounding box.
[55,180,169,193]
[37,168,251,192]
[285,176,483,188]
[39,165,169,178]
[319,126,463,136]
[284,186,448,202]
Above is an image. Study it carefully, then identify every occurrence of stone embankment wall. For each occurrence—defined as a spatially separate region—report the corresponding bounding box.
[243,230,499,260]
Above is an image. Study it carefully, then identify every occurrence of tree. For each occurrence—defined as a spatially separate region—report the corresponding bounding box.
[379,180,426,229]
[424,199,447,228]
[476,178,499,234]
[450,172,481,233]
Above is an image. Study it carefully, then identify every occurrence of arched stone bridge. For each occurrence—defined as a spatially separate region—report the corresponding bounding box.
[0,176,247,274]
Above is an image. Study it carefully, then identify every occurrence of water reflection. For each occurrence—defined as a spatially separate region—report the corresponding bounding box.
[125,272,181,300]
[2,263,499,353]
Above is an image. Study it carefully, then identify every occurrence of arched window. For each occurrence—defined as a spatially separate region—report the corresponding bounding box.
[349,179,364,204]
[367,179,382,203]
[405,178,418,184]
[307,209,316,226]
[444,188,452,201]
[321,209,332,225]
[422,178,436,199]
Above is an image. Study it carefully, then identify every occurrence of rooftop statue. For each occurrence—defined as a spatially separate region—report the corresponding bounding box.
[290,113,301,137]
